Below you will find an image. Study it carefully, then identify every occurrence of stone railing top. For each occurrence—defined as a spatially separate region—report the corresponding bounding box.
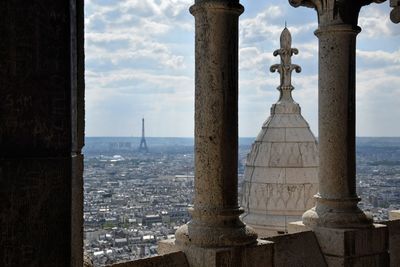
[106,251,189,267]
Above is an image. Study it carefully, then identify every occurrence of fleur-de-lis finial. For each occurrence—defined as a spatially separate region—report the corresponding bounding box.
[270,27,301,103]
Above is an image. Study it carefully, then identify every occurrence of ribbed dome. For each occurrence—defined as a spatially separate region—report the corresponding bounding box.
[241,27,318,237]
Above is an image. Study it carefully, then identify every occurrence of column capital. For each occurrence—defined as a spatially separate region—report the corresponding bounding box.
[289,0,386,26]
[190,0,244,15]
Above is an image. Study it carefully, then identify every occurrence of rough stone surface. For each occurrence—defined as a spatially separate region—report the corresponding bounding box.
[0,1,84,266]
[84,253,94,267]
[158,239,273,267]
[158,239,181,255]
[312,225,389,266]
[107,252,189,267]
[389,210,400,220]
[390,0,400,23]
[323,254,389,267]
[175,0,257,248]
[265,231,327,267]
[290,1,375,230]
[287,221,311,234]
[382,219,400,267]
[241,27,318,237]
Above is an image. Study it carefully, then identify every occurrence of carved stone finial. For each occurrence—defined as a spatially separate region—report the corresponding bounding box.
[289,0,387,26]
[391,0,400,23]
[270,27,301,103]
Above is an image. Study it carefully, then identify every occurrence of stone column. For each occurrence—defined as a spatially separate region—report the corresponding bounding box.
[289,0,387,229]
[289,1,390,265]
[175,0,257,248]
[0,1,84,266]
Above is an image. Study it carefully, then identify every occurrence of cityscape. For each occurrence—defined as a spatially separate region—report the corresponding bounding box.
[83,137,400,266]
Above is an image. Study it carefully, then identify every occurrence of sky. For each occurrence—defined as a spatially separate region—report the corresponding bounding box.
[85,0,400,138]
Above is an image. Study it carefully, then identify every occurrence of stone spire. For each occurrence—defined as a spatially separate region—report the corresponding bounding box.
[270,27,301,104]
[241,27,318,237]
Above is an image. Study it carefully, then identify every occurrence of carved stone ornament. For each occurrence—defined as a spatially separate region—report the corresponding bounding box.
[289,0,387,26]
[391,0,400,23]
[270,27,301,103]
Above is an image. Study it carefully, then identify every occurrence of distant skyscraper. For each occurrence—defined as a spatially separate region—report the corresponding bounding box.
[138,118,148,152]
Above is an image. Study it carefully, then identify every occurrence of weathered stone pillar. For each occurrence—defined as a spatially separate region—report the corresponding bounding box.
[157,0,276,265]
[289,0,385,229]
[288,1,390,265]
[0,1,84,266]
[159,1,275,265]
[176,0,257,248]
[159,2,274,265]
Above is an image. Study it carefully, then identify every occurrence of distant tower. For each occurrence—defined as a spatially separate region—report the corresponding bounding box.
[138,118,148,152]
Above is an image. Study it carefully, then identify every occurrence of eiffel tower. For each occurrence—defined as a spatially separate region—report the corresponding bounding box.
[138,118,148,152]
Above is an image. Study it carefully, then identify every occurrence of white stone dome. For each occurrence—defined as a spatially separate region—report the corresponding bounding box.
[241,27,318,237]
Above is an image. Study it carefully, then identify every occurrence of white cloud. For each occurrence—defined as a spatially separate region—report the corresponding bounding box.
[84,0,399,137]
[359,5,398,38]
[357,49,400,64]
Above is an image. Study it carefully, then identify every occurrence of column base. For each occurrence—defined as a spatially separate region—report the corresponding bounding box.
[158,238,273,267]
[175,223,258,248]
[287,221,310,234]
[302,197,373,229]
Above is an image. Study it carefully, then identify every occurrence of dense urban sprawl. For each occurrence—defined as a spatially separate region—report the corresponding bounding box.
[84,137,400,266]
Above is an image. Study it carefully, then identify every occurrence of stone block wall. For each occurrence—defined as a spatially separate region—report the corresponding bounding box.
[0,0,84,266]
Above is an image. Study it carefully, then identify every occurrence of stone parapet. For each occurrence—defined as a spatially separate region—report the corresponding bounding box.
[158,239,181,255]
[313,224,389,266]
[106,252,189,267]
[265,231,327,267]
[287,221,310,234]
[389,210,400,221]
[158,239,273,267]
[381,219,400,267]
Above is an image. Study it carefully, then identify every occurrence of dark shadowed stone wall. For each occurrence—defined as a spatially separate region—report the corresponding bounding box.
[0,1,84,266]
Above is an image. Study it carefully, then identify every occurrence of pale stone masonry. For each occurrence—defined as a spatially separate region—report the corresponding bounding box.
[174,0,257,249]
[289,0,391,265]
[2,0,400,267]
[390,210,400,220]
[241,27,318,237]
[290,0,382,230]
[160,0,274,265]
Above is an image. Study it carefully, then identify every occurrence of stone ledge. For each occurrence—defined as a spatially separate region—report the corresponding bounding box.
[313,224,388,258]
[265,231,327,267]
[106,251,189,267]
[381,219,400,267]
[158,239,180,255]
[158,239,273,267]
[324,253,389,267]
[287,220,311,234]
[389,210,400,221]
